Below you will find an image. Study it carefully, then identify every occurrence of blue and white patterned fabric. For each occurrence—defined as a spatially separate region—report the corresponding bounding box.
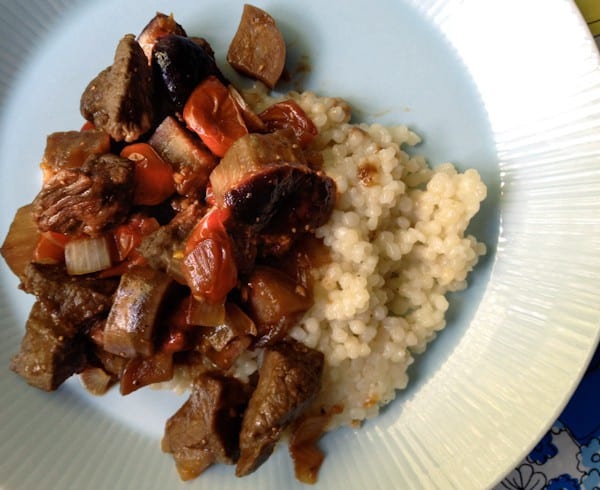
[495,348,600,490]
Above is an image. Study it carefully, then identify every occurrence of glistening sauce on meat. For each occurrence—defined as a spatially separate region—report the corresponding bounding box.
[1,5,488,485]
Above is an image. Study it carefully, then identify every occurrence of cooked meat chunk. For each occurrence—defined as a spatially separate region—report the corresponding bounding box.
[103,266,175,358]
[80,34,153,142]
[40,130,111,180]
[10,301,86,391]
[236,340,324,476]
[138,202,203,283]
[162,372,249,480]
[210,131,336,256]
[32,153,134,237]
[227,4,286,89]
[148,116,217,196]
[137,12,187,63]
[21,263,118,325]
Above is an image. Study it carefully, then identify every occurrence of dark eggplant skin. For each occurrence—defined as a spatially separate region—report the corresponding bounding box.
[152,35,228,114]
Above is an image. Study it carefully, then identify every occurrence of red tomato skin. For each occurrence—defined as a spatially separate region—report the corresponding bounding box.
[121,143,175,205]
[183,76,248,157]
[259,100,318,147]
[182,207,237,304]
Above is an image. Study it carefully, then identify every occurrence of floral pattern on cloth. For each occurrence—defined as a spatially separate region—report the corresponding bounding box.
[495,348,600,490]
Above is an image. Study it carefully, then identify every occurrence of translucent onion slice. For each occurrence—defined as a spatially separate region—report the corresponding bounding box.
[65,235,113,275]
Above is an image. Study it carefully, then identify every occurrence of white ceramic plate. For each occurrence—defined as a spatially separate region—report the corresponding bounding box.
[1,0,599,488]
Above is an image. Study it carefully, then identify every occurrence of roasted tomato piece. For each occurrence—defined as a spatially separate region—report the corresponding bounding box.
[259,100,317,147]
[121,143,176,206]
[182,208,237,304]
[183,76,248,157]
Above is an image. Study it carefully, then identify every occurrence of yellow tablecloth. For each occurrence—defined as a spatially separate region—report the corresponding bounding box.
[576,0,600,35]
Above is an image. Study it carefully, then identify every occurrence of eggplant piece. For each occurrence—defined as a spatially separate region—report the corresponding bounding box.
[227,4,286,89]
[80,34,154,143]
[10,301,86,391]
[236,340,324,476]
[120,351,174,395]
[152,35,227,114]
[148,116,217,196]
[209,131,336,255]
[103,266,174,358]
[137,12,187,63]
[162,372,250,480]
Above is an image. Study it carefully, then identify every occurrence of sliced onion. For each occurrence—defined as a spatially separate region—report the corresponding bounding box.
[65,235,113,275]
[0,204,39,280]
[186,296,226,327]
[79,366,114,396]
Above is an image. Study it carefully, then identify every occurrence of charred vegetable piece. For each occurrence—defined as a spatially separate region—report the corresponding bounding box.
[148,116,217,196]
[259,100,318,148]
[32,154,134,237]
[152,35,227,114]
[120,351,174,395]
[162,372,250,480]
[245,265,312,346]
[182,207,238,304]
[21,263,118,325]
[100,214,160,278]
[40,130,111,181]
[227,4,286,89]
[236,340,324,476]
[10,301,86,391]
[137,12,186,63]
[183,76,248,158]
[103,266,174,358]
[80,34,153,142]
[0,204,39,280]
[209,131,336,253]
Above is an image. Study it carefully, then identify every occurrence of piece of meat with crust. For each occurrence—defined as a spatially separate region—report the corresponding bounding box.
[21,262,118,325]
[32,153,134,237]
[236,339,324,476]
[162,372,249,480]
[10,301,86,391]
[80,34,153,142]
